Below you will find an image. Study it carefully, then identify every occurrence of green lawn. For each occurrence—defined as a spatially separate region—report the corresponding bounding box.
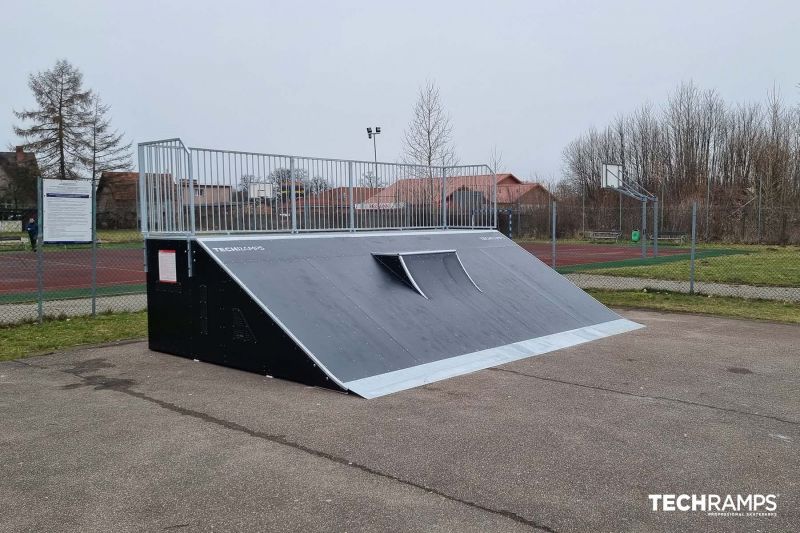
[584,246,800,287]
[590,289,800,324]
[0,229,141,253]
[0,284,146,305]
[0,311,147,361]
[97,229,143,243]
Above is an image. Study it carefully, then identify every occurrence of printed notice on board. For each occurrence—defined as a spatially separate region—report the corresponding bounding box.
[158,250,178,283]
[42,179,92,243]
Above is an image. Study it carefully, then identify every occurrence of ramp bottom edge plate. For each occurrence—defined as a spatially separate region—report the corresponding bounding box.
[343,318,644,399]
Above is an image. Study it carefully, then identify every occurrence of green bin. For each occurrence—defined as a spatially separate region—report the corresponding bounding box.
[631,230,640,242]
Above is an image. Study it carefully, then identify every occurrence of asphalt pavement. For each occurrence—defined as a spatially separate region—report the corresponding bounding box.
[1,310,797,532]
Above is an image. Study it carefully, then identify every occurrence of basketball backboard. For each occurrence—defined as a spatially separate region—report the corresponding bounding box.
[601,164,622,189]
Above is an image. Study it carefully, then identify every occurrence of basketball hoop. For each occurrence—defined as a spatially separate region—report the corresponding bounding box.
[601,164,622,189]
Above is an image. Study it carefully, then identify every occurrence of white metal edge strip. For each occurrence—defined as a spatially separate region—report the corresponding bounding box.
[194,239,348,391]
[343,318,644,399]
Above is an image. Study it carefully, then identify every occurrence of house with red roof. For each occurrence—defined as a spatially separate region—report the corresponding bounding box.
[356,173,550,211]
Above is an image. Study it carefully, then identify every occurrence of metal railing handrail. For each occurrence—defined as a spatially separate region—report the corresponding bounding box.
[138,138,498,235]
[189,144,495,174]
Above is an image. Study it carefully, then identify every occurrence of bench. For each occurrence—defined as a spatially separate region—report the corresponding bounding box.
[648,232,687,244]
[587,230,622,242]
[0,236,25,246]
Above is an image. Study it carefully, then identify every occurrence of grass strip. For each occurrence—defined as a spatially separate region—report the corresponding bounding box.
[0,311,147,362]
[584,247,800,287]
[0,284,146,305]
[589,289,800,324]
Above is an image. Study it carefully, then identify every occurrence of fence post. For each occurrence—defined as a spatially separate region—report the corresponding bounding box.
[441,167,447,229]
[348,161,355,232]
[581,183,585,237]
[653,196,659,258]
[36,176,44,324]
[91,176,97,316]
[705,177,711,241]
[757,173,762,242]
[551,200,557,269]
[690,201,697,294]
[290,157,297,233]
[641,198,647,259]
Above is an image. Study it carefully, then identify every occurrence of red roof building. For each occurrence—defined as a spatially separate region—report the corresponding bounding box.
[357,173,550,210]
[297,186,382,208]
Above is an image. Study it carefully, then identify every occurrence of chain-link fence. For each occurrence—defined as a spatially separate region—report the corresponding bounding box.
[0,176,145,325]
[510,201,799,302]
[2,180,798,325]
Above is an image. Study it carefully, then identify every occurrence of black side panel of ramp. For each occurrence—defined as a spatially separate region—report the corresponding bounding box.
[195,230,642,398]
[146,238,342,392]
[146,239,192,356]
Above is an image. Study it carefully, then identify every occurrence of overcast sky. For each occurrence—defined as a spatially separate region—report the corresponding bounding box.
[2,0,798,180]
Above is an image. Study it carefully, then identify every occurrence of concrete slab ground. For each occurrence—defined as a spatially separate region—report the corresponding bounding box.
[0,310,797,532]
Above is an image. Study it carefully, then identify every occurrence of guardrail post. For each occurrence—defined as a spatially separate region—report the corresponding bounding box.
[137,146,149,273]
[348,161,355,231]
[187,149,195,235]
[492,170,497,229]
[290,157,297,233]
[441,167,447,229]
[138,145,148,235]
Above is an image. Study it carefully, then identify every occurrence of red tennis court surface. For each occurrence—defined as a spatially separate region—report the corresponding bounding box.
[521,242,688,267]
[0,241,689,296]
[0,248,144,295]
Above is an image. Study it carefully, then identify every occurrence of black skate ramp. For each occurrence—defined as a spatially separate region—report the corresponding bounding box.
[189,229,642,398]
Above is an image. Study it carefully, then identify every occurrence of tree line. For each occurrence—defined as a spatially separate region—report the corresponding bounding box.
[559,81,799,241]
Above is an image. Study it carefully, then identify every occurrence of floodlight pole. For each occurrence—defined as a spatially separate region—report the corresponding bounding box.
[366,126,381,183]
[372,134,378,176]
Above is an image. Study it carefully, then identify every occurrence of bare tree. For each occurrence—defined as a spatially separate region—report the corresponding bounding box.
[83,94,132,182]
[488,146,505,174]
[305,176,331,195]
[266,167,309,199]
[13,59,92,179]
[360,170,386,188]
[402,81,458,168]
[560,80,800,242]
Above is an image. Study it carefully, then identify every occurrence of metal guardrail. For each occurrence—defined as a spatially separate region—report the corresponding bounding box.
[138,139,497,235]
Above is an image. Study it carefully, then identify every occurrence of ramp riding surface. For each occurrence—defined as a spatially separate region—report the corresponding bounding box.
[145,230,642,397]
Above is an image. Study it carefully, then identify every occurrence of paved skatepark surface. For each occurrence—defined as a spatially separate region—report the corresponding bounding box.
[1,310,797,532]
